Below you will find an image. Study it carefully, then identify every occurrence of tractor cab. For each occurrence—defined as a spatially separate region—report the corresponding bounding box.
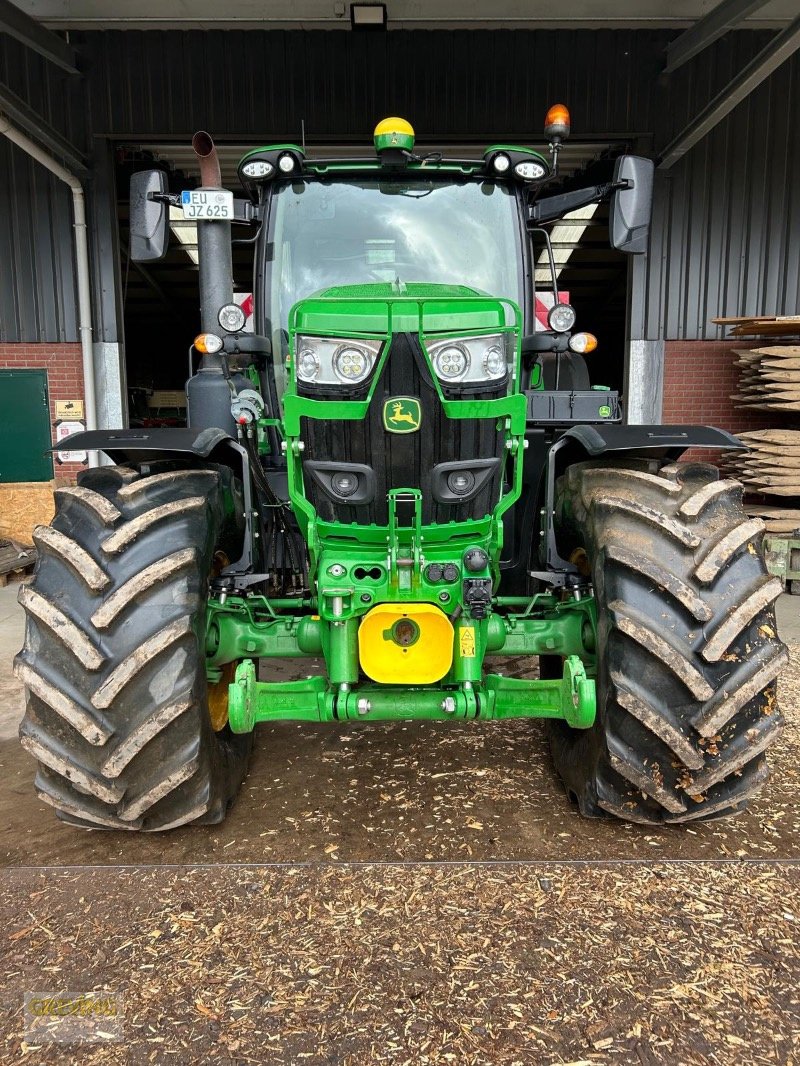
[234,114,643,430]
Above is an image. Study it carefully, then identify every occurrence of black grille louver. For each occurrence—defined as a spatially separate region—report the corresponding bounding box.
[300,333,505,525]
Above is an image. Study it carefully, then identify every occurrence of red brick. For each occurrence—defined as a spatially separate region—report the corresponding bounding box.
[0,343,88,479]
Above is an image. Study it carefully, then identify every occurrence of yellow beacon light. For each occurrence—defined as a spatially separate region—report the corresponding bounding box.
[373,116,415,155]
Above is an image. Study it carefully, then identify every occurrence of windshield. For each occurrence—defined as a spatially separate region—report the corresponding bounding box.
[264,177,524,369]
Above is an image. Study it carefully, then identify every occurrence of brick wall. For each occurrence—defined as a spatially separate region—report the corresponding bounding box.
[0,343,87,485]
[662,340,786,433]
[661,340,790,464]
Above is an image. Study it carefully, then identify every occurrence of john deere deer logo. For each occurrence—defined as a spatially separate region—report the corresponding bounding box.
[383,397,421,434]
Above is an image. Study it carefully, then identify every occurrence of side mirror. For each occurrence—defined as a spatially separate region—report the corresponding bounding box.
[130,170,169,261]
[610,156,654,254]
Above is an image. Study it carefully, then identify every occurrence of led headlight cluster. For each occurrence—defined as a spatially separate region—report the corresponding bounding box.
[426,333,510,385]
[514,160,547,180]
[294,336,382,386]
[241,159,273,179]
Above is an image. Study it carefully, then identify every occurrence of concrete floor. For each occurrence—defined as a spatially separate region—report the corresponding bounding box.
[0,583,26,742]
[0,578,797,865]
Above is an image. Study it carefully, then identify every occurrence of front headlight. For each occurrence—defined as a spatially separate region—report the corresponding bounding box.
[427,334,511,386]
[294,336,382,386]
[548,303,577,333]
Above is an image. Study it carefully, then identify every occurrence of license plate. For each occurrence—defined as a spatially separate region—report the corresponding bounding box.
[181,189,234,219]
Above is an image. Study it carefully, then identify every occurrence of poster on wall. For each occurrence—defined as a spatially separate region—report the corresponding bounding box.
[55,399,84,421]
[55,420,87,464]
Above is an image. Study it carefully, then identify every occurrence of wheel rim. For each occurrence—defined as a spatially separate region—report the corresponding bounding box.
[208,661,238,731]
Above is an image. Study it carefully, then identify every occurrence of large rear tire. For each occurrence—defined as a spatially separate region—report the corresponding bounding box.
[549,460,787,825]
[16,464,252,831]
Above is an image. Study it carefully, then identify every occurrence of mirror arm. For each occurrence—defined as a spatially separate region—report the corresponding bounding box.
[148,191,182,208]
[528,179,630,226]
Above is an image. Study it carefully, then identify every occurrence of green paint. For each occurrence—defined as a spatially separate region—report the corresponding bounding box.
[227,653,595,730]
[210,594,597,730]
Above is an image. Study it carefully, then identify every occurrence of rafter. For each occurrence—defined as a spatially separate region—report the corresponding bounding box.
[664,0,773,74]
[659,14,800,169]
[0,0,79,75]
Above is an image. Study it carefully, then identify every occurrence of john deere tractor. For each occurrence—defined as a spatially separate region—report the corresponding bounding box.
[17,111,786,830]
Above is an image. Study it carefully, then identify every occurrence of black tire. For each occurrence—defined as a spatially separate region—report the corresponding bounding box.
[15,464,252,831]
[549,459,787,825]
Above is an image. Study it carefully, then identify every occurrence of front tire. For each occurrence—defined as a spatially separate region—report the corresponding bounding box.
[550,460,787,825]
[16,464,252,831]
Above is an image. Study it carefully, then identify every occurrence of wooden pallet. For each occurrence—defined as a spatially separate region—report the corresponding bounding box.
[0,540,37,588]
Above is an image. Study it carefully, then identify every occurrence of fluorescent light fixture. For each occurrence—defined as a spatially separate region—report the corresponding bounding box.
[535,203,599,283]
[169,206,199,266]
[351,3,387,29]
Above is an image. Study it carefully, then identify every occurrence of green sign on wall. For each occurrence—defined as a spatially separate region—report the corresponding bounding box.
[0,370,54,483]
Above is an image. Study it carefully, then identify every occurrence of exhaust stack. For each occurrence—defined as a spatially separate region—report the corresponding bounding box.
[186,130,237,432]
[192,130,233,336]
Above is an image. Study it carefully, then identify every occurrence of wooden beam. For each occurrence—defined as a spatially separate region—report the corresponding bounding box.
[0,0,79,75]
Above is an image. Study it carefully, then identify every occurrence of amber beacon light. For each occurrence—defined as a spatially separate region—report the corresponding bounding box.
[544,104,571,142]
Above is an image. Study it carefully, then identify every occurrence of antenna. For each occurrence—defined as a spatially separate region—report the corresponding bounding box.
[301,119,306,153]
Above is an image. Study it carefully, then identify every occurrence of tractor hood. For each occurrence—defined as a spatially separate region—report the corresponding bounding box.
[290,281,513,337]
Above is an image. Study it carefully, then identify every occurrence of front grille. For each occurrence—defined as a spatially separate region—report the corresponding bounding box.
[300,332,504,525]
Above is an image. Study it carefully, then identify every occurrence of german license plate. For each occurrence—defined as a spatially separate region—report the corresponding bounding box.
[181,189,234,219]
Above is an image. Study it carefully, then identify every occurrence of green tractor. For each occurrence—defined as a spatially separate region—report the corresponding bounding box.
[17,111,786,830]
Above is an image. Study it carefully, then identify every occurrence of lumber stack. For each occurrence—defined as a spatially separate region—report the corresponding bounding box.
[709,317,800,541]
[720,430,800,529]
[711,316,800,413]
[713,314,800,339]
[727,344,800,414]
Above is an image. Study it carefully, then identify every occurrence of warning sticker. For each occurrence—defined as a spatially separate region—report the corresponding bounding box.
[459,627,476,658]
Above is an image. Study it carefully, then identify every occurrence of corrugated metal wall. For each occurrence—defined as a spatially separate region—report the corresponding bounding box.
[0,36,86,342]
[0,139,79,341]
[83,29,663,140]
[646,32,800,338]
[0,28,798,342]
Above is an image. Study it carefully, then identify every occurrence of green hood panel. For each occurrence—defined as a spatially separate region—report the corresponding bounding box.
[290,282,513,336]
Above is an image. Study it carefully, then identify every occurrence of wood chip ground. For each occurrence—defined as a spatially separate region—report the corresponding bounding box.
[0,648,797,1062]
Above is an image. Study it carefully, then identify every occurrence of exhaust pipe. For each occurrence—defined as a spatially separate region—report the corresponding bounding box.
[186,129,235,431]
[191,129,233,336]
[192,130,222,188]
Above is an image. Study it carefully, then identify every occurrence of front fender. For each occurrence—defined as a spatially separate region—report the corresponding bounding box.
[54,427,237,466]
[535,423,743,580]
[558,423,742,459]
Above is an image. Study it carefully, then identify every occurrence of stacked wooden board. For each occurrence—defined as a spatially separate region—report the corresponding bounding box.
[711,317,800,536]
[713,314,800,339]
[721,431,800,532]
[727,344,800,413]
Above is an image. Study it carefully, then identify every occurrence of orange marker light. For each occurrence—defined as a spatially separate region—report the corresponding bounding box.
[544,104,571,139]
[194,332,223,355]
[569,332,598,355]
